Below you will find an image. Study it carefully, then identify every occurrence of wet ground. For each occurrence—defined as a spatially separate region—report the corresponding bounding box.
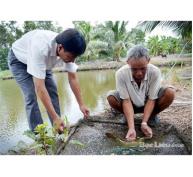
[60,114,190,155]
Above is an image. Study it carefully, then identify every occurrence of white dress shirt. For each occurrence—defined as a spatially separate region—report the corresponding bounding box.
[12,29,78,79]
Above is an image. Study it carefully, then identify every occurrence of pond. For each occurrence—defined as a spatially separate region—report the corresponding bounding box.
[0,70,115,153]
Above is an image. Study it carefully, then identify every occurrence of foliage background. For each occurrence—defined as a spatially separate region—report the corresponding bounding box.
[0,21,192,71]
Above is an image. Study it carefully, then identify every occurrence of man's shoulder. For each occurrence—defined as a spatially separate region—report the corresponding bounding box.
[31,30,58,40]
[148,63,160,74]
[147,63,161,80]
[116,64,130,75]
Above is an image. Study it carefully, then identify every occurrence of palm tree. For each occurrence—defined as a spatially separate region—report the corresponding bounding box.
[73,21,110,61]
[147,36,161,56]
[139,21,192,55]
[138,21,192,40]
[73,21,92,44]
[103,21,129,61]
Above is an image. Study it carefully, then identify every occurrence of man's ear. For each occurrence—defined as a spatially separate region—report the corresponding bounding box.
[57,44,63,54]
[59,44,63,50]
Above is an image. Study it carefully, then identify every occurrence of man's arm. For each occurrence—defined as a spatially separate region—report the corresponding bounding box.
[142,99,155,123]
[122,99,135,128]
[68,72,89,118]
[144,67,161,122]
[33,77,64,132]
[140,99,154,138]
[122,99,136,141]
[33,77,58,121]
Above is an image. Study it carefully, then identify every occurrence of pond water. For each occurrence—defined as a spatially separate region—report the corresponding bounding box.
[0,70,115,153]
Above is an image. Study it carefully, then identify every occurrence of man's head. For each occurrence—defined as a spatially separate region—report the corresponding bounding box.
[127,45,150,83]
[55,28,86,63]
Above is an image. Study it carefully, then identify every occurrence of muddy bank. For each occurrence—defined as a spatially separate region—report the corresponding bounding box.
[54,56,192,73]
[160,89,192,153]
[1,56,191,80]
[58,113,190,155]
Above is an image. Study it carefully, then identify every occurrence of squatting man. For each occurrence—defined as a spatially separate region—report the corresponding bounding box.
[107,45,175,141]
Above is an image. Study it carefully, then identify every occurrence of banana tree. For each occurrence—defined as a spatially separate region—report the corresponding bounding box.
[73,21,92,44]
[103,21,129,61]
[83,40,109,61]
[147,36,161,56]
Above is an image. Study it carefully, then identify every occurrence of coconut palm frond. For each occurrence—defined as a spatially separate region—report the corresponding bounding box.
[138,21,192,39]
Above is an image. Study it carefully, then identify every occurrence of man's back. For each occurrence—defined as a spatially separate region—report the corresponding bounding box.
[12,30,58,64]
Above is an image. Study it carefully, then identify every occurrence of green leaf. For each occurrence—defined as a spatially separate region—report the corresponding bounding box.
[30,143,43,149]
[16,140,28,149]
[23,130,36,140]
[70,140,85,148]
[63,115,69,126]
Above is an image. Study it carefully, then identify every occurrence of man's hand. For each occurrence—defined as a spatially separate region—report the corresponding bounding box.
[80,105,90,118]
[141,122,153,138]
[125,128,136,141]
[53,118,65,134]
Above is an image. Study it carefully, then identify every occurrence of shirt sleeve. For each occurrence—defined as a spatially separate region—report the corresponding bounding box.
[116,71,130,100]
[148,68,161,100]
[27,36,48,79]
[63,62,78,73]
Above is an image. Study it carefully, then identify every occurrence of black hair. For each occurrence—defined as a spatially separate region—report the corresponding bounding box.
[55,28,86,56]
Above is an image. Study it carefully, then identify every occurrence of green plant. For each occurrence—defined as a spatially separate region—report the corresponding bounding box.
[0,69,12,79]
[138,21,192,40]
[23,116,84,155]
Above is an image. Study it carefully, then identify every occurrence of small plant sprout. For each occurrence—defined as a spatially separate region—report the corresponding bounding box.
[23,116,84,154]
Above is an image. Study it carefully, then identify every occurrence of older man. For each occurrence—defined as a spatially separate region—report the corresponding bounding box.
[107,45,175,141]
[8,28,90,133]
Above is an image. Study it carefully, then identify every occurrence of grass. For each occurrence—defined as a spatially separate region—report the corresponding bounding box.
[161,67,192,91]
[166,60,185,67]
[0,70,12,79]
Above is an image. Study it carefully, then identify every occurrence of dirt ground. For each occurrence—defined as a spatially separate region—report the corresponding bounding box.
[159,87,192,153]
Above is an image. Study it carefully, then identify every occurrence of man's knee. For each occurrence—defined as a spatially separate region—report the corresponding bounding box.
[107,95,123,113]
[107,95,118,106]
[165,88,175,99]
[162,87,175,105]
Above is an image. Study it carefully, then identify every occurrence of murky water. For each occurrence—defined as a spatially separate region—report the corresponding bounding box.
[0,70,115,153]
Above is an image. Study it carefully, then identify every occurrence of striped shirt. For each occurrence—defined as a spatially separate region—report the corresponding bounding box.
[116,63,161,107]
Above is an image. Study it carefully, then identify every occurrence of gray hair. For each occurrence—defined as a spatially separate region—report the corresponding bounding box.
[127,45,149,61]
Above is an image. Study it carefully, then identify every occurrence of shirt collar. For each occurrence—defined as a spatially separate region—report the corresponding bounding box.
[129,65,148,82]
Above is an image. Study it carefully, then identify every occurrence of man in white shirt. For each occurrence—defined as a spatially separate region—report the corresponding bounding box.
[8,28,90,133]
[107,45,175,141]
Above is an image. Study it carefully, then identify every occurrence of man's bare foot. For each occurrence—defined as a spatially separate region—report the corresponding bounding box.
[126,128,136,141]
[141,122,153,138]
